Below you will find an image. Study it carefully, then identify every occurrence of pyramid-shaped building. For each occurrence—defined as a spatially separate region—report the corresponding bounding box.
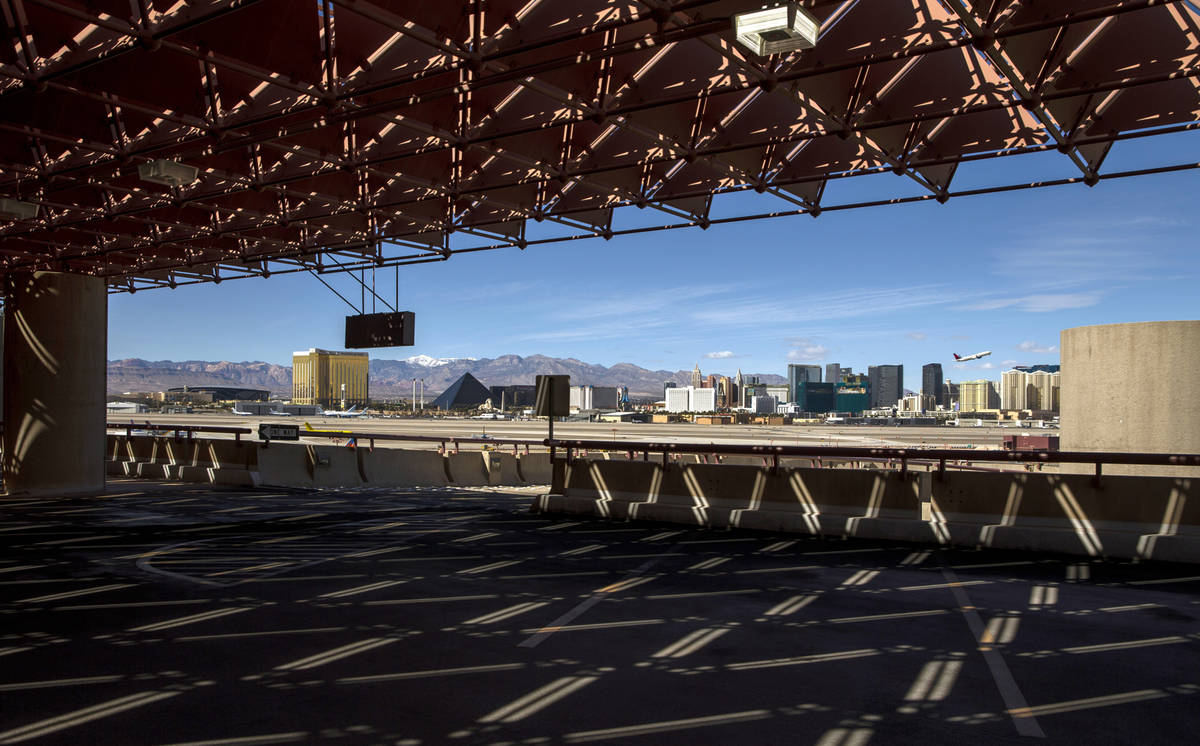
[430,372,491,411]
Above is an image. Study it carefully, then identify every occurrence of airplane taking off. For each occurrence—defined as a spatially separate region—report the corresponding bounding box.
[323,405,365,418]
[953,351,992,362]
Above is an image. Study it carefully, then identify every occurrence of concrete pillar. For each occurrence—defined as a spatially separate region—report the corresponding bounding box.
[3,272,107,495]
[1061,321,1200,476]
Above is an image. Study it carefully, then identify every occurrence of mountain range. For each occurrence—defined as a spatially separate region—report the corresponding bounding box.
[107,355,787,398]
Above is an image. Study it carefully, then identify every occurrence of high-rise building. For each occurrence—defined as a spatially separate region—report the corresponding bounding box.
[959,379,1000,411]
[665,386,716,413]
[943,379,959,410]
[690,364,702,389]
[692,387,716,412]
[1001,368,1026,410]
[835,383,870,413]
[292,348,369,409]
[665,387,690,413]
[796,382,837,413]
[735,369,745,407]
[569,385,618,411]
[717,376,733,409]
[743,382,767,404]
[663,381,677,400]
[867,364,903,409]
[489,385,536,409]
[922,363,943,406]
[825,363,843,385]
[787,364,821,403]
[1001,365,1061,411]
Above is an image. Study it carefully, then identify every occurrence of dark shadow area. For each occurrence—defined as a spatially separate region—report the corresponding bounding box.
[1,479,1198,745]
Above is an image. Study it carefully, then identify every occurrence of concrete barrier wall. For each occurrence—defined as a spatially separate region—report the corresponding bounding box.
[107,435,259,485]
[446,452,488,486]
[518,453,552,485]
[363,449,449,487]
[929,471,1200,562]
[107,436,537,490]
[533,458,1200,563]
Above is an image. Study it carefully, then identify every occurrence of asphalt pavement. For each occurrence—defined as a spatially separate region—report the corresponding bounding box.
[1,479,1198,745]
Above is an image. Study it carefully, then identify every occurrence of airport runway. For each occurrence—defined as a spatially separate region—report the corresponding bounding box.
[115,413,1013,450]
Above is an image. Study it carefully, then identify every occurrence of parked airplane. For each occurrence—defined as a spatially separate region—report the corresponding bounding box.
[953,350,992,362]
[323,405,365,418]
[269,409,294,417]
[231,408,253,416]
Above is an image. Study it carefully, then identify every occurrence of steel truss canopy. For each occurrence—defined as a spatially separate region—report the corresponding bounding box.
[0,0,1198,292]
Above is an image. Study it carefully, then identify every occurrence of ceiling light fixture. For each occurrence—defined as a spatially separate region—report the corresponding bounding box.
[137,159,199,188]
[734,3,820,56]
[0,197,39,220]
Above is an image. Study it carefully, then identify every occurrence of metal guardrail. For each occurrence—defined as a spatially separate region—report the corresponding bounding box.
[104,424,1200,484]
[297,430,546,455]
[108,422,544,455]
[107,422,253,442]
[546,438,1200,484]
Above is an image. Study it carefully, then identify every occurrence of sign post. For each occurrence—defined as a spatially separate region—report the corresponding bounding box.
[535,375,569,462]
[258,423,300,442]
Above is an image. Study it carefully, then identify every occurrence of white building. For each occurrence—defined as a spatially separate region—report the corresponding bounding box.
[665,387,691,412]
[665,386,717,413]
[766,384,790,404]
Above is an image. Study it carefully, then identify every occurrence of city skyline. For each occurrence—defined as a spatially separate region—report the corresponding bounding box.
[108,134,1197,393]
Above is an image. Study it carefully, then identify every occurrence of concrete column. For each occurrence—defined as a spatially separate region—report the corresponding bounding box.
[3,272,107,495]
[1061,320,1200,476]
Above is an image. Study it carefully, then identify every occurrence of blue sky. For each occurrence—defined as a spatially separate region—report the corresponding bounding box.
[109,132,1199,392]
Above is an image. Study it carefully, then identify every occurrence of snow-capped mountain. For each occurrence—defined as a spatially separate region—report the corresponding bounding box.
[403,354,477,367]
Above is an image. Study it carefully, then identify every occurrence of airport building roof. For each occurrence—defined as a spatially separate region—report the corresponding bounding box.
[0,1,1197,292]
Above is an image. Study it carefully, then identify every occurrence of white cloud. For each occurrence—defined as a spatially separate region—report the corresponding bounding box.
[688,285,966,327]
[704,350,736,359]
[966,292,1101,313]
[1016,341,1058,354]
[906,332,927,341]
[787,340,829,360]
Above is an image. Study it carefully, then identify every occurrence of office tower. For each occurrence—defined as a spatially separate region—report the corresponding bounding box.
[690,363,702,389]
[664,381,677,400]
[826,363,843,385]
[922,363,944,406]
[735,369,744,407]
[292,348,369,409]
[787,363,821,403]
[867,364,903,409]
